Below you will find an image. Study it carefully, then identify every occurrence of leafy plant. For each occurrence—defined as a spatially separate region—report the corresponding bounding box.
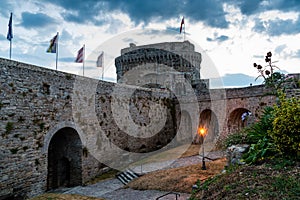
[222,128,250,148]
[241,107,278,164]
[10,148,18,154]
[5,122,14,135]
[243,137,278,164]
[268,91,300,158]
[246,106,274,143]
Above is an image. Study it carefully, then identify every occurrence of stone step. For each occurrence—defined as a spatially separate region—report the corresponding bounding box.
[116,169,140,185]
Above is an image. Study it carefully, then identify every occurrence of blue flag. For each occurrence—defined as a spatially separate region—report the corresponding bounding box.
[7,13,13,41]
[46,33,58,53]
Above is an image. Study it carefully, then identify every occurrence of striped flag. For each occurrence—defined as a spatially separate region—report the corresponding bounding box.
[180,17,184,33]
[7,12,13,41]
[46,33,58,53]
[75,45,84,63]
[96,52,104,68]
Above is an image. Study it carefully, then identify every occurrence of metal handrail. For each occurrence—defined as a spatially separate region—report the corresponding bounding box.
[156,192,180,200]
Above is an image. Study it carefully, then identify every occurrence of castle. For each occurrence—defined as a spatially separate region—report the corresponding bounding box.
[0,41,299,199]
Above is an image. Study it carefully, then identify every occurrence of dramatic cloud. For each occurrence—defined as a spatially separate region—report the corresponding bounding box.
[235,0,261,15]
[275,44,287,54]
[181,0,229,28]
[40,0,300,33]
[291,49,300,58]
[0,34,6,41]
[0,2,13,17]
[207,35,229,42]
[234,0,300,15]
[20,12,57,28]
[253,16,300,36]
[266,18,300,36]
[1,0,300,83]
[44,0,229,28]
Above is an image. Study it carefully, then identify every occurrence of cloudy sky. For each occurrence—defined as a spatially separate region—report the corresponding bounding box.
[0,0,299,88]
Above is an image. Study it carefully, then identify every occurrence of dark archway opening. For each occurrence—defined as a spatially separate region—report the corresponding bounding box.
[228,108,252,134]
[194,109,219,144]
[47,127,82,190]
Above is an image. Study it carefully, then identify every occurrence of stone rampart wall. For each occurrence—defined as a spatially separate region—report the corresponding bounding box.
[0,57,299,199]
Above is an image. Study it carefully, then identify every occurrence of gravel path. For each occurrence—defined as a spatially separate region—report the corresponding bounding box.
[63,179,190,200]
[130,150,226,173]
[60,151,225,200]
[167,150,226,169]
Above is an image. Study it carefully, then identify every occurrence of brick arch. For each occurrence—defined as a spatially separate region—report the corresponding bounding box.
[194,109,219,144]
[47,127,83,190]
[227,108,252,134]
[43,121,86,154]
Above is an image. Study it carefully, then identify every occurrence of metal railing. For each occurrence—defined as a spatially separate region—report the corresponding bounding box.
[156,192,180,200]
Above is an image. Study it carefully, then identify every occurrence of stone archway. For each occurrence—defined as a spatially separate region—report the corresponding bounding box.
[194,109,219,144]
[227,108,252,134]
[47,127,83,190]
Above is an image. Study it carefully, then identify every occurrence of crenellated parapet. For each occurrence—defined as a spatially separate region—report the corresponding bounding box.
[115,41,202,89]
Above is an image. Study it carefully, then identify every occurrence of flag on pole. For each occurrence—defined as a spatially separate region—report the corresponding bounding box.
[75,46,84,63]
[7,12,13,41]
[46,34,58,53]
[180,17,184,33]
[46,32,59,70]
[96,52,104,68]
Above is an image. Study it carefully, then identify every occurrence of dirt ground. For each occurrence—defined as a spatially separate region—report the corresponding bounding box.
[127,158,227,193]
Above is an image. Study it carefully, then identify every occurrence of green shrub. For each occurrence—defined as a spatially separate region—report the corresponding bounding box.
[222,107,274,148]
[5,122,14,135]
[243,137,278,164]
[268,91,300,157]
[242,107,278,164]
[223,128,250,148]
[246,106,274,144]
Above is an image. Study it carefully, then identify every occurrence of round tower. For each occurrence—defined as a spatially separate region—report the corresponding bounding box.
[115,40,204,89]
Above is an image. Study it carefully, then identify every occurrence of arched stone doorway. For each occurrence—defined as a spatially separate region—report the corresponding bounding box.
[47,127,83,190]
[194,109,219,144]
[227,108,252,134]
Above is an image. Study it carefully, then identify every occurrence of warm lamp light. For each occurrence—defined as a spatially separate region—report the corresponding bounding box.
[198,127,207,170]
[198,128,206,136]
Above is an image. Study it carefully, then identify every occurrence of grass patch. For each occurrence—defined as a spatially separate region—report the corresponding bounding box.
[190,163,300,200]
[127,158,226,193]
[86,169,120,185]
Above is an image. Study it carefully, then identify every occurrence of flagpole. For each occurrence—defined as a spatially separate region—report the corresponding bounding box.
[102,52,104,80]
[83,44,85,76]
[9,40,12,60]
[102,52,104,81]
[56,32,59,70]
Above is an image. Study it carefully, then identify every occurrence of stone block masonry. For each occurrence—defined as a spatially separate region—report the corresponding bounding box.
[0,58,182,199]
[1,56,299,199]
[0,59,109,199]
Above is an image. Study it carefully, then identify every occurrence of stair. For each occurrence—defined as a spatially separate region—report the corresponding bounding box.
[116,169,140,185]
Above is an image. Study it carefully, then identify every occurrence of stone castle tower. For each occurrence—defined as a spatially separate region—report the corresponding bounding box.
[115,41,208,92]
